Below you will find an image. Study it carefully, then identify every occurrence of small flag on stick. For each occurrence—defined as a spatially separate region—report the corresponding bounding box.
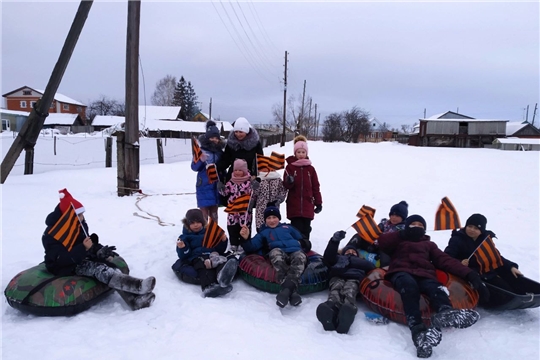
[351,214,382,244]
[356,205,376,218]
[434,196,461,230]
[47,205,81,251]
[224,193,251,214]
[206,164,219,184]
[472,235,504,274]
[192,136,203,163]
[202,217,226,249]
[257,152,285,172]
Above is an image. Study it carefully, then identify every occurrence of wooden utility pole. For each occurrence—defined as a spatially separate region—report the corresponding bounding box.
[280,51,288,147]
[525,104,530,122]
[299,80,306,135]
[118,0,141,196]
[0,0,93,184]
[531,103,538,126]
[209,97,212,120]
[314,103,317,139]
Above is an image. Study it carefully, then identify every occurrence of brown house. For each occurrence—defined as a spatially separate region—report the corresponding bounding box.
[2,86,87,120]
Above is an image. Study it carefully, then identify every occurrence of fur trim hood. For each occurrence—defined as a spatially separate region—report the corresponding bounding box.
[226,127,260,151]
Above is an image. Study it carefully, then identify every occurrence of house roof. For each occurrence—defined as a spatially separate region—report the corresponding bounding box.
[0,109,30,116]
[495,137,540,145]
[92,115,125,127]
[425,111,475,120]
[420,117,509,123]
[2,86,85,106]
[142,119,232,132]
[44,113,80,126]
[506,121,530,136]
[139,106,181,121]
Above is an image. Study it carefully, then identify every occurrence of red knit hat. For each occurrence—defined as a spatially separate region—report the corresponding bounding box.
[58,188,85,215]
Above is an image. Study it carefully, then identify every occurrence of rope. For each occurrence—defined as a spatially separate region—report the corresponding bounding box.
[127,189,197,227]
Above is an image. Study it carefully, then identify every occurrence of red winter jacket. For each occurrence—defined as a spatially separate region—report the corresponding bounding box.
[283,156,322,220]
[377,231,472,281]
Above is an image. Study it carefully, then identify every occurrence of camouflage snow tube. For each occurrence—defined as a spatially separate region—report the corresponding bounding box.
[238,251,329,294]
[4,256,129,316]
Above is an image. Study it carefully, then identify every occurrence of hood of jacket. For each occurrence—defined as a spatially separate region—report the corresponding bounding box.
[226,128,260,151]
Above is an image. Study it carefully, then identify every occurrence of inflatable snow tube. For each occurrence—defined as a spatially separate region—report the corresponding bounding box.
[238,251,328,294]
[171,259,200,285]
[359,268,479,326]
[484,277,540,310]
[4,256,129,317]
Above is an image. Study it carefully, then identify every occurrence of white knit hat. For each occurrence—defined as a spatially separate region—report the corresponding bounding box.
[233,117,251,133]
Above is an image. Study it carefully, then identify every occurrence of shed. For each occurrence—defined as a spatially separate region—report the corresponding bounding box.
[505,121,540,138]
[493,137,540,151]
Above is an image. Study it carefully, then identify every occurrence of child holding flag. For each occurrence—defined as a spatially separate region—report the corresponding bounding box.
[444,213,527,307]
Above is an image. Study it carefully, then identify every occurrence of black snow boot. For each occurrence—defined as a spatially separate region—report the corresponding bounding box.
[203,283,233,298]
[431,307,480,329]
[108,273,156,295]
[276,279,295,308]
[411,323,442,358]
[117,291,156,310]
[316,301,340,331]
[289,291,302,306]
[217,258,238,288]
[336,303,358,334]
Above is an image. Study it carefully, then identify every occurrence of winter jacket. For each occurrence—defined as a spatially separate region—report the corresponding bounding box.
[346,234,391,268]
[252,171,288,230]
[242,222,306,256]
[219,179,252,226]
[444,228,518,279]
[216,128,263,181]
[323,239,375,281]
[42,205,90,276]
[191,135,225,207]
[378,218,405,234]
[377,231,472,281]
[176,224,227,263]
[283,156,322,220]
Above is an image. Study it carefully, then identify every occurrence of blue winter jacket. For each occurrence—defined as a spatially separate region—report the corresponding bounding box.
[243,222,304,255]
[176,225,227,263]
[191,135,224,207]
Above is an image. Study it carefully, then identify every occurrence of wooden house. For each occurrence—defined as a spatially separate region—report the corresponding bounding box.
[505,121,540,138]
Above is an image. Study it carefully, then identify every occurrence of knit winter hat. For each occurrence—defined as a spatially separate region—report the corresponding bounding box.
[264,202,281,220]
[58,188,85,215]
[465,213,487,232]
[342,245,359,257]
[205,120,220,139]
[233,117,251,133]
[389,201,408,220]
[405,214,426,229]
[293,140,308,156]
[233,158,249,175]
[184,208,207,227]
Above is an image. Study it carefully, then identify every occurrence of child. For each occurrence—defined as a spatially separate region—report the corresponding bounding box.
[191,120,224,222]
[379,200,408,233]
[283,135,322,240]
[176,208,238,298]
[250,169,288,232]
[316,230,375,334]
[376,215,486,358]
[42,189,156,310]
[218,158,253,254]
[444,213,526,307]
[240,203,312,308]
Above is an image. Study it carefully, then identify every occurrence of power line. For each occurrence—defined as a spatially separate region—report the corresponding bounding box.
[246,0,281,56]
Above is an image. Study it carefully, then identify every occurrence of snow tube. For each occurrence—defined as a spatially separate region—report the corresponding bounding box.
[359,268,479,326]
[4,256,129,317]
[238,251,328,294]
[484,277,540,310]
[171,259,200,285]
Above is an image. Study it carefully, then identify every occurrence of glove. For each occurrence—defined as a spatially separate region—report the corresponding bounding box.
[97,245,118,260]
[314,204,322,214]
[331,230,346,243]
[275,194,286,206]
[251,178,261,191]
[217,182,225,191]
[403,226,425,241]
[286,175,295,184]
[90,233,99,245]
[300,238,312,252]
[466,271,490,303]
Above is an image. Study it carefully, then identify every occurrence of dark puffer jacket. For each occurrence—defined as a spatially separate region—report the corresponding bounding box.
[216,128,263,180]
[377,231,472,281]
[283,156,322,220]
[176,220,227,263]
[444,228,518,279]
[323,239,375,281]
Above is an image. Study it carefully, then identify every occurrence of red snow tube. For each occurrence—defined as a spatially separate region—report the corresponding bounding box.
[359,268,479,326]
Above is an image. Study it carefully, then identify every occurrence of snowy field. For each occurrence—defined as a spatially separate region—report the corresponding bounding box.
[1,135,539,360]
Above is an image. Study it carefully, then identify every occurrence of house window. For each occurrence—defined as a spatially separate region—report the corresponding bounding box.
[77,106,82,112]
[23,90,32,95]
[50,102,55,109]
[30,101,36,108]
[20,101,27,108]
[63,104,69,111]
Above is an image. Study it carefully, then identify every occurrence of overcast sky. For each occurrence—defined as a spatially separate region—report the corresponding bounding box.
[2,1,539,128]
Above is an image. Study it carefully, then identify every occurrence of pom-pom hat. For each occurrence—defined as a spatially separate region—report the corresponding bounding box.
[58,188,85,215]
[389,201,408,220]
[205,120,220,139]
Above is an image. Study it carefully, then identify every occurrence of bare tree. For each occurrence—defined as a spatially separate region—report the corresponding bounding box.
[151,74,176,106]
[322,107,370,143]
[272,93,318,137]
[401,122,418,134]
[321,112,343,142]
[87,95,125,122]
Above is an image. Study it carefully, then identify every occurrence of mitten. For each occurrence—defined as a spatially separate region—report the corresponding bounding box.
[97,245,118,260]
[251,178,261,191]
[275,194,286,206]
[217,182,225,191]
[403,226,425,241]
[90,233,99,245]
[331,230,346,243]
[314,204,322,214]
[286,175,295,184]
[466,271,490,303]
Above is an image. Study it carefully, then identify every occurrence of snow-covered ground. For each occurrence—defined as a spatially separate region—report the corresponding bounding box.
[1,136,539,360]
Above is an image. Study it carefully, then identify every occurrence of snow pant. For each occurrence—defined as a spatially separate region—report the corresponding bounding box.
[327,277,360,308]
[268,248,307,287]
[390,272,452,328]
[192,257,227,290]
[200,205,219,223]
[290,217,312,240]
[227,224,246,247]
[75,260,119,284]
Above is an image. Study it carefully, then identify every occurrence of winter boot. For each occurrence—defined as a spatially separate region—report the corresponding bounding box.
[289,291,302,306]
[431,307,480,329]
[336,303,358,334]
[276,279,295,308]
[316,301,340,331]
[108,273,156,295]
[411,324,442,358]
[117,290,156,310]
[217,258,238,288]
[203,283,233,298]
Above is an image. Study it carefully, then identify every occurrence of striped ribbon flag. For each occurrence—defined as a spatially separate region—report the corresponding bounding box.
[356,205,376,218]
[351,214,382,244]
[202,217,226,249]
[434,196,461,230]
[47,205,81,251]
[257,152,285,172]
[192,136,203,163]
[224,193,251,214]
[473,235,504,274]
[206,164,219,184]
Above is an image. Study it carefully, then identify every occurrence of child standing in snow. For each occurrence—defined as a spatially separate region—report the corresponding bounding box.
[316,230,375,334]
[283,135,322,240]
[240,203,312,308]
[250,169,288,232]
[42,189,156,310]
[376,214,487,358]
[218,159,253,254]
[176,209,238,298]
